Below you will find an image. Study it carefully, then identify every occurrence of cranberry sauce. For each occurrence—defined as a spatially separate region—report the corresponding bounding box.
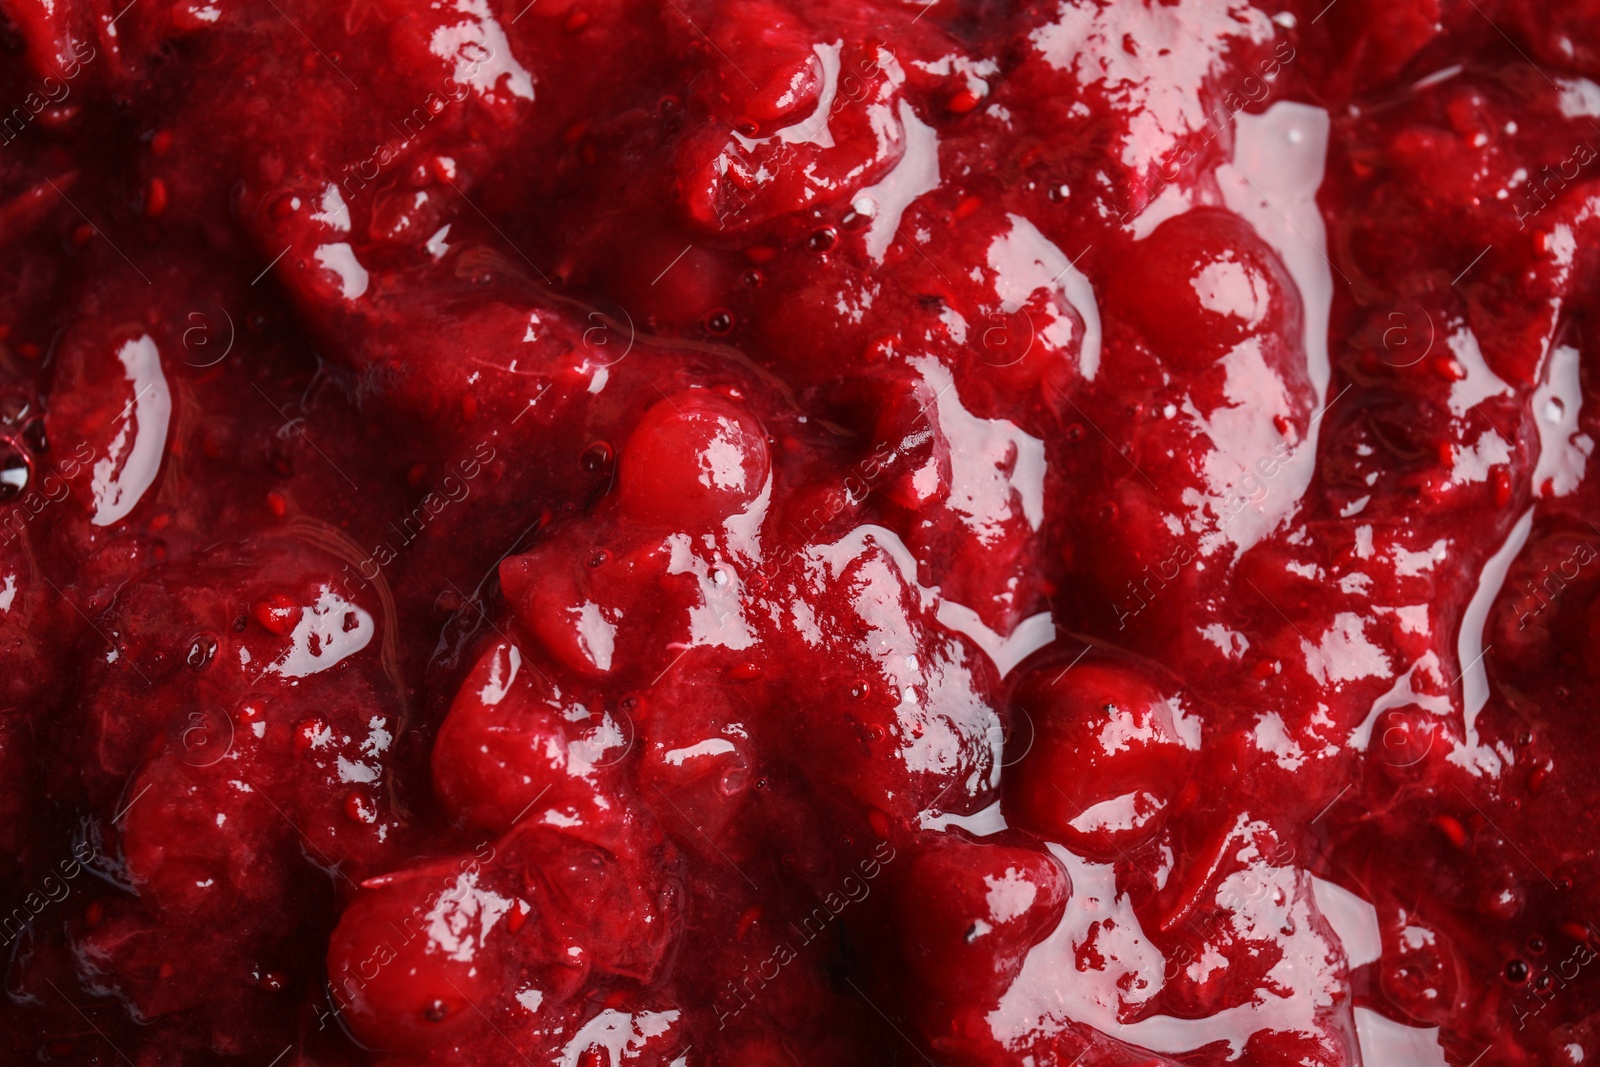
[0,1,1598,1065]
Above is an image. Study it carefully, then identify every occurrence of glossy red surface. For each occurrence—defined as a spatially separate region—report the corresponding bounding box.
[1,0,1599,1064]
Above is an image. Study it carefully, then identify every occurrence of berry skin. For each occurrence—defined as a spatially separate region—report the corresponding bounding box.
[1004,659,1195,859]
[252,593,301,636]
[1106,207,1299,370]
[894,834,1069,1007]
[431,640,607,834]
[617,392,771,529]
[325,856,510,1049]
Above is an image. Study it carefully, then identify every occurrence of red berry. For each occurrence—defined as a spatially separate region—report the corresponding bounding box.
[326,859,510,1048]
[1004,658,1194,858]
[252,594,300,635]
[895,835,1069,1006]
[617,393,770,528]
[431,641,595,833]
[1106,207,1298,369]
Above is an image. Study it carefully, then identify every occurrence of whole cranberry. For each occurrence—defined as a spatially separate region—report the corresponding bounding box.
[1107,207,1299,370]
[617,393,770,528]
[325,856,509,1048]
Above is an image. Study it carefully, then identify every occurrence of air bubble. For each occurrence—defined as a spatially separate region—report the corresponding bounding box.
[719,765,750,795]
[0,441,30,502]
[186,633,218,672]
